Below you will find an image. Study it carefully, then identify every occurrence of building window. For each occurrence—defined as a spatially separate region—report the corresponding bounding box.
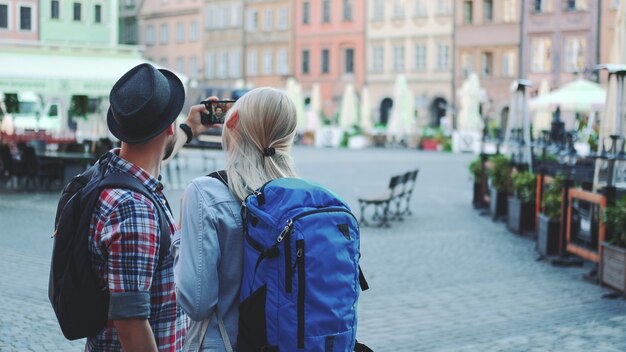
[415,45,426,71]
[231,49,241,78]
[94,4,102,23]
[19,6,31,30]
[51,1,60,19]
[373,0,384,20]
[176,57,184,74]
[437,44,449,70]
[531,37,551,72]
[263,50,273,75]
[231,3,242,27]
[463,1,473,23]
[503,0,517,22]
[217,51,228,78]
[393,45,405,72]
[393,0,405,18]
[264,9,272,30]
[247,9,258,31]
[302,2,310,24]
[372,46,384,72]
[146,25,155,45]
[437,0,451,15]
[189,57,198,79]
[322,0,331,22]
[278,7,288,29]
[190,21,198,42]
[566,0,585,11]
[343,0,353,21]
[205,52,215,78]
[176,22,184,43]
[533,0,552,12]
[480,52,493,77]
[73,2,81,21]
[502,51,516,77]
[414,0,427,17]
[278,49,288,75]
[0,4,8,29]
[160,24,169,44]
[302,50,310,74]
[321,49,330,74]
[345,48,355,73]
[461,52,474,75]
[565,37,586,72]
[160,57,169,68]
[247,51,258,76]
[483,0,493,22]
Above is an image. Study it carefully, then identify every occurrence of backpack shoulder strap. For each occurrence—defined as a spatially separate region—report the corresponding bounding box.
[207,170,228,187]
[98,173,171,263]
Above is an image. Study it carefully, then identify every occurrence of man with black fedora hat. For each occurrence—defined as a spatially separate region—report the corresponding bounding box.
[83,63,217,351]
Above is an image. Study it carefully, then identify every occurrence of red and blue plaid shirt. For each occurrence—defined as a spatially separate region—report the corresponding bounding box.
[86,150,188,351]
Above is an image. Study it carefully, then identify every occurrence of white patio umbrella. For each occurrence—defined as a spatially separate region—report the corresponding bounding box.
[360,85,373,132]
[285,77,306,133]
[533,80,552,134]
[529,79,606,112]
[386,75,415,142]
[593,0,626,190]
[338,83,358,129]
[457,73,482,132]
[307,83,322,132]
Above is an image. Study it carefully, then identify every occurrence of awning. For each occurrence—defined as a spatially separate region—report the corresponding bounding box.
[0,50,188,96]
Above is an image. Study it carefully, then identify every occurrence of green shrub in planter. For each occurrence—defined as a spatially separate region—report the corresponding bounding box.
[541,175,564,220]
[512,171,536,203]
[469,156,483,182]
[487,155,511,192]
[601,195,626,292]
[603,196,626,249]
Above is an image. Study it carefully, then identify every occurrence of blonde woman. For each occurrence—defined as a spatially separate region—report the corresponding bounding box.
[173,87,298,351]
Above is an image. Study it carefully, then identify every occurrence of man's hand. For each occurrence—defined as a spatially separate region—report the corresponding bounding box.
[113,318,158,352]
[184,96,222,137]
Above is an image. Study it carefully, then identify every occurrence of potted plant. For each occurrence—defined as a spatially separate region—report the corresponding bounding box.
[537,176,563,257]
[601,195,626,293]
[420,126,440,151]
[487,154,510,221]
[507,171,536,235]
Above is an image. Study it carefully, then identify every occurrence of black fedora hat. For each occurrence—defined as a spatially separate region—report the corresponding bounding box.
[107,63,185,144]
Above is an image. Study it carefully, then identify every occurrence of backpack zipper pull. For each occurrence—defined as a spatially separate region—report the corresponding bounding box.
[276,219,293,242]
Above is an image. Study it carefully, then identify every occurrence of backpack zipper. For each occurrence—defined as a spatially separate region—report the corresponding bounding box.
[296,239,305,349]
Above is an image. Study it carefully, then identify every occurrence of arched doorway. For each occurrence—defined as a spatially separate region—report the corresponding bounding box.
[379,97,393,125]
[430,97,448,127]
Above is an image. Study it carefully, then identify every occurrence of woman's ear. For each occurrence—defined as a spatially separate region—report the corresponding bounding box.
[226,110,239,129]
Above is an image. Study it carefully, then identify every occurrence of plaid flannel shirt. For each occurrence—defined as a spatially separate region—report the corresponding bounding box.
[86,150,188,351]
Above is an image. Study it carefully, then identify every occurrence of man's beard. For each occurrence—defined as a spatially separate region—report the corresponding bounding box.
[162,137,176,160]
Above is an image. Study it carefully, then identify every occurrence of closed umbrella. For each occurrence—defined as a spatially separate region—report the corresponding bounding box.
[307,83,322,132]
[386,75,415,142]
[339,83,358,130]
[285,77,306,133]
[457,73,482,132]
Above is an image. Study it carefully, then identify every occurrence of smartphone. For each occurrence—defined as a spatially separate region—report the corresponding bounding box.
[200,99,236,125]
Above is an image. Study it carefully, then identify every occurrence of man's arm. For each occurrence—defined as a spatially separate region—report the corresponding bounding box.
[163,96,221,164]
[113,319,158,352]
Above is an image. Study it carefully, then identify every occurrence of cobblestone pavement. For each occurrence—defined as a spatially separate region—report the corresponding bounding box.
[1,147,625,351]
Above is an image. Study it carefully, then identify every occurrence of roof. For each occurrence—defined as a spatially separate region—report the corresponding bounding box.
[0,49,188,96]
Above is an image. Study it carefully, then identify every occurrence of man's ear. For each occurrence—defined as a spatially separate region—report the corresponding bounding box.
[166,122,176,136]
[226,110,239,129]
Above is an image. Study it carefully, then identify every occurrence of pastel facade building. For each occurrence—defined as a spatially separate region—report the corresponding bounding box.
[119,0,142,45]
[244,0,292,89]
[455,0,520,124]
[39,0,118,46]
[523,0,600,89]
[294,0,366,117]
[0,0,39,42]
[366,0,454,126]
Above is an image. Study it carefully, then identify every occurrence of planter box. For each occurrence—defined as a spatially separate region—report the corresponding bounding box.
[537,213,560,256]
[601,242,626,293]
[489,187,507,220]
[421,138,439,151]
[507,197,536,235]
[473,182,485,208]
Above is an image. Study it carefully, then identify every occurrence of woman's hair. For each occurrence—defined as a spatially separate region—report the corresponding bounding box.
[222,87,298,201]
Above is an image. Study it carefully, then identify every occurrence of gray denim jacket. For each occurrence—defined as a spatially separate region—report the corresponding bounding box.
[173,176,243,351]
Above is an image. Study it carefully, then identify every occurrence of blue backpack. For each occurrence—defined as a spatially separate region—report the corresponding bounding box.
[232,176,369,352]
